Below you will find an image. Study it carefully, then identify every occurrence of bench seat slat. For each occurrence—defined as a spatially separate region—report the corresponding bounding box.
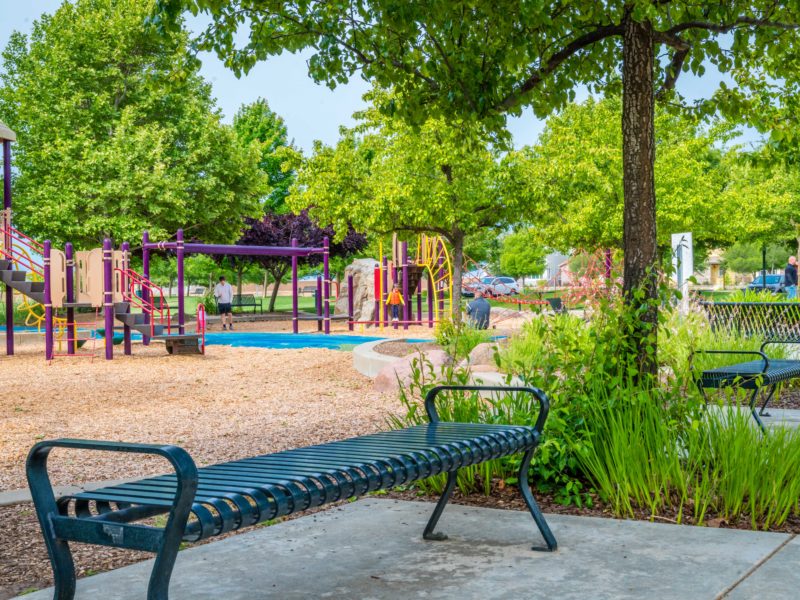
[65,423,537,542]
[701,359,800,388]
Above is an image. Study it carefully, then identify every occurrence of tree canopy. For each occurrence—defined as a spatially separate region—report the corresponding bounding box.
[0,0,267,249]
[232,98,295,212]
[516,96,734,253]
[498,229,547,281]
[287,92,530,314]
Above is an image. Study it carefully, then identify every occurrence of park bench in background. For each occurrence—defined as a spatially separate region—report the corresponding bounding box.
[693,301,800,431]
[230,293,261,314]
[27,385,556,600]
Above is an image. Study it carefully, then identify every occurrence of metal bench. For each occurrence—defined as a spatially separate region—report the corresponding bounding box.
[27,385,556,600]
[229,293,261,314]
[691,342,800,431]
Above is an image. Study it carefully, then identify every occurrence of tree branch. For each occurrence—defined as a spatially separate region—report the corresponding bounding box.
[666,16,800,36]
[500,24,623,111]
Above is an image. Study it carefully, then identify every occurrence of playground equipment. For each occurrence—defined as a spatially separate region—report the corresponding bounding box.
[347,234,453,331]
[141,229,335,337]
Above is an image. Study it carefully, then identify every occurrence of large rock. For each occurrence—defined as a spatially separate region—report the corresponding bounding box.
[374,349,451,393]
[466,342,502,368]
[335,258,379,322]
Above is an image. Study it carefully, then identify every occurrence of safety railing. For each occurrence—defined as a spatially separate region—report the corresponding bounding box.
[0,222,44,277]
[114,267,171,338]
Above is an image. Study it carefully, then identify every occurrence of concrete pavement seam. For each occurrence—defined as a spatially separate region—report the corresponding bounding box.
[715,533,797,599]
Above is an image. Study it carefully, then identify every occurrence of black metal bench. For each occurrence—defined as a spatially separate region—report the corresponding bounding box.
[27,385,556,600]
[691,342,800,431]
[229,293,261,314]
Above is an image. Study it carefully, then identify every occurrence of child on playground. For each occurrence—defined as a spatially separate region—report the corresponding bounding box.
[386,285,405,322]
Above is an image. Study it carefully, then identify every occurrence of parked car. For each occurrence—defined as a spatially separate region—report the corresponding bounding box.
[745,274,786,294]
[480,276,521,297]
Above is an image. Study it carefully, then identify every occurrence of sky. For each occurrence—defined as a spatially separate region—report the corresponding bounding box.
[0,1,762,153]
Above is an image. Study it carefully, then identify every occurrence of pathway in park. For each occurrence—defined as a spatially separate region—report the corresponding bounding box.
[21,498,798,599]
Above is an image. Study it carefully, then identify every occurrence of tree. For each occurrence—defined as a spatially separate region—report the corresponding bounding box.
[238,210,367,312]
[498,230,547,287]
[516,96,734,253]
[155,0,800,373]
[232,98,295,212]
[723,242,789,275]
[287,96,529,318]
[0,0,267,249]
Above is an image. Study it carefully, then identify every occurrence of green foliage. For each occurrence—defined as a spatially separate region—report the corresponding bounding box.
[723,242,790,275]
[0,0,267,248]
[433,320,492,363]
[498,229,547,279]
[574,383,800,528]
[232,98,295,212]
[512,96,734,252]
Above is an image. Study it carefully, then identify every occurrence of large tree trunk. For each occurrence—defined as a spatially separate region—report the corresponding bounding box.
[451,229,464,326]
[622,16,658,376]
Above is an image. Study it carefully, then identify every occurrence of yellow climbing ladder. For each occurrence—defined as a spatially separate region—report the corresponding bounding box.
[416,234,453,323]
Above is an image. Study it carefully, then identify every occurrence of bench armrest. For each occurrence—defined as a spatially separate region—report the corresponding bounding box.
[760,340,800,353]
[424,385,549,434]
[26,439,198,526]
[688,349,769,376]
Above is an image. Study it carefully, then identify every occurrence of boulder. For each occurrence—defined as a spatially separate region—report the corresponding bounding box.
[335,258,379,323]
[373,349,451,393]
[466,342,501,368]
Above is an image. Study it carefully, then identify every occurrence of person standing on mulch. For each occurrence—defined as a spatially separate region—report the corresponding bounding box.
[214,276,234,330]
[386,285,405,323]
[786,256,798,300]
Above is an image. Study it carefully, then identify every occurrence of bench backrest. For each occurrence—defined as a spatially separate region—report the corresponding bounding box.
[231,294,257,305]
[700,301,800,341]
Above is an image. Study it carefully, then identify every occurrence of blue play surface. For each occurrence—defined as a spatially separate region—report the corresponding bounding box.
[203,332,429,350]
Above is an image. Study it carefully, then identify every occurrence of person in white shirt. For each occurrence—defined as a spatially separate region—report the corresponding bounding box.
[214,276,234,330]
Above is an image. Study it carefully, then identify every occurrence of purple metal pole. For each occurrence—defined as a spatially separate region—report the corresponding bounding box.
[176,229,185,334]
[142,230,150,346]
[382,256,389,325]
[604,248,613,280]
[43,240,53,360]
[315,276,323,332]
[4,140,13,355]
[437,255,445,315]
[347,274,354,331]
[427,273,434,328]
[103,238,113,360]
[417,284,422,324]
[323,237,330,335]
[291,238,298,334]
[401,242,409,331]
[65,243,75,354]
[121,241,132,355]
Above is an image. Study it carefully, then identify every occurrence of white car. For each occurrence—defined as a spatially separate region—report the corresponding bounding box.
[480,276,520,297]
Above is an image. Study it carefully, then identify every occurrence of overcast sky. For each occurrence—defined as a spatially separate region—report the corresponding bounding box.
[1,1,762,153]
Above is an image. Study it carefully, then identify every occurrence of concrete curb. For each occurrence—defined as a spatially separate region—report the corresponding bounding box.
[352,339,523,387]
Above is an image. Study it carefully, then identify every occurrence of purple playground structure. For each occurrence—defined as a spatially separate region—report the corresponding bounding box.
[0,121,352,362]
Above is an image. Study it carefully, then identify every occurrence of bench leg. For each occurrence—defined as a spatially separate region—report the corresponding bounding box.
[27,447,77,599]
[747,386,772,433]
[758,384,776,417]
[422,470,457,541]
[518,449,558,552]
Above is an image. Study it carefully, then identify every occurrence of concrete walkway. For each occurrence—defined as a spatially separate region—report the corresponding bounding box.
[21,499,798,600]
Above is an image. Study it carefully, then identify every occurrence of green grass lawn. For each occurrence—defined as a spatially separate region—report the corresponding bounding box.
[167,295,317,316]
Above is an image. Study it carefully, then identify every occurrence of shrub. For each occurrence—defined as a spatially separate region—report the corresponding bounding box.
[434,319,492,362]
